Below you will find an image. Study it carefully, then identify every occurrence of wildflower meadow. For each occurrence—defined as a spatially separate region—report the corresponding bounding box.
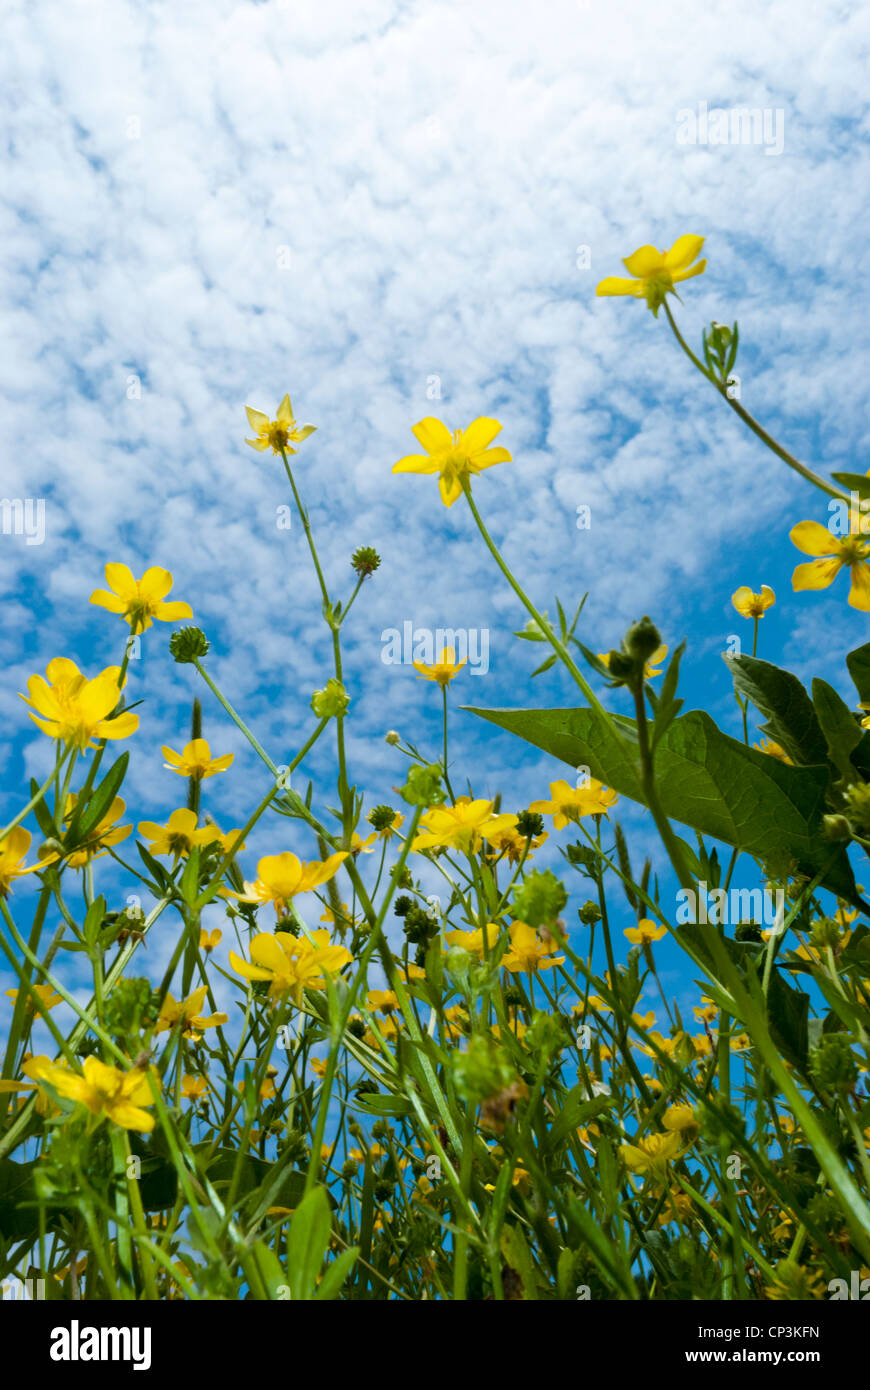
[2,230,870,1335]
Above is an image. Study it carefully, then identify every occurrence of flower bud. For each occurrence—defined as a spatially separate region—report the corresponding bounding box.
[169,627,210,663]
[624,616,662,664]
[310,678,349,720]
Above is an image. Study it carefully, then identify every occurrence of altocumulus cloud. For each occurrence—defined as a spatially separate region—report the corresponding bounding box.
[0,0,868,938]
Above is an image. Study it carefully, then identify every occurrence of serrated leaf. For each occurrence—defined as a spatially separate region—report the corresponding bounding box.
[724,655,828,767]
[463,703,858,901]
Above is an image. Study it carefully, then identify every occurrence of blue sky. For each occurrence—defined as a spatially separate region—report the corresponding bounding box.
[2,0,870,1039]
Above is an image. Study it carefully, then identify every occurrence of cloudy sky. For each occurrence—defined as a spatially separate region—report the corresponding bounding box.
[2,0,869,1023]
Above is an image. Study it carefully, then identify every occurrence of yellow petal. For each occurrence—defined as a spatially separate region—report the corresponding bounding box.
[622,245,664,278]
[411,418,453,455]
[848,562,870,611]
[791,557,841,592]
[596,276,643,297]
[789,520,836,558]
[663,234,705,272]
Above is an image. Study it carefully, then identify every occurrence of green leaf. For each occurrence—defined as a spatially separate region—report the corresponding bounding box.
[831,472,870,501]
[811,678,862,779]
[286,1186,332,1300]
[500,1223,538,1300]
[546,1093,611,1152]
[724,655,828,766]
[846,642,870,703]
[68,753,129,843]
[464,703,858,901]
[28,779,58,839]
[352,1093,414,1117]
[314,1246,359,1300]
[767,970,810,1072]
[246,1238,289,1300]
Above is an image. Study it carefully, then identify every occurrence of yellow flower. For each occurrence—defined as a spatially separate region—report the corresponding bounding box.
[445,923,499,958]
[245,394,316,455]
[181,1074,209,1102]
[662,1103,700,1144]
[232,851,348,917]
[731,585,775,619]
[501,920,565,974]
[624,919,667,946]
[89,564,192,632]
[485,825,547,864]
[0,828,45,896]
[367,989,400,1015]
[599,645,668,679]
[619,1130,682,1178]
[412,798,518,855]
[60,794,131,868]
[348,831,378,855]
[755,737,792,763]
[392,416,511,508]
[154,986,228,1040]
[200,928,222,952]
[729,1032,751,1052]
[367,809,405,841]
[528,778,618,829]
[656,1189,694,1226]
[790,521,870,611]
[413,646,467,687]
[137,809,221,858]
[0,1055,59,1115]
[229,930,353,1005]
[5,983,63,1017]
[20,658,138,750]
[29,1055,159,1132]
[310,1057,327,1078]
[161,739,234,779]
[597,235,706,313]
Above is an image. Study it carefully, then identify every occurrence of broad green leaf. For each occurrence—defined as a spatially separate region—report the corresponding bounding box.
[831,472,870,501]
[464,704,857,901]
[314,1245,359,1300]
[723,655,828,766]
[767,970,810,1072]
[68,752,129,843]
[846,641,870,703]
[500,1223,538,1300]
[286,1186,332,1300]
[811,678,862,779]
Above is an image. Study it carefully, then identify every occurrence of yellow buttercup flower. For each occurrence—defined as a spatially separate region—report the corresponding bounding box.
[619,1130,682,1178]
[755,737,792,763]
[232,851,348,917]
[229,930,353,1005]
[90,564,192,632]
[501,920,565,974]
[28,1055,159,1132]
[200,928,222,952]
[5,983,63,1016]
[596,235,706,314]
[790,521,870,611]
[154,987,228,1040]
[528,778,618,829]
[485,825,547,864]
[445,924,499,958]
[0,828,45,896]
[392,416,511,508]
[599,646,668,679]
[367,989,400,1015]
[624,919,667,946]
[731,585,775,618]
[59,793,131,868]
[348,831,377,855]
[162,739,234,779]
[412,798,518,855]
[662,1103,700,1144]
[413,647,467,687]
[137,809,221,858]
[245,394,316,455]
[20,658,138,750]
[181,1074,209,1102]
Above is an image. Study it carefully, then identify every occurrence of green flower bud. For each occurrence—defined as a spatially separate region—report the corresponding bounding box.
[810,1034,858,1090]
[351,545,381,578]
[515,810,545,838]
[311,678,350,720]
[400,762,445,807]
[169,627,210,663]
[451,1036,517,1104]
[821,814,851,842]
[578,900,602,926]
[810,917,841,950]
[624,616,662,664]
[511,869,568,929]
[385,730,401,745]
[368,804,399,832]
